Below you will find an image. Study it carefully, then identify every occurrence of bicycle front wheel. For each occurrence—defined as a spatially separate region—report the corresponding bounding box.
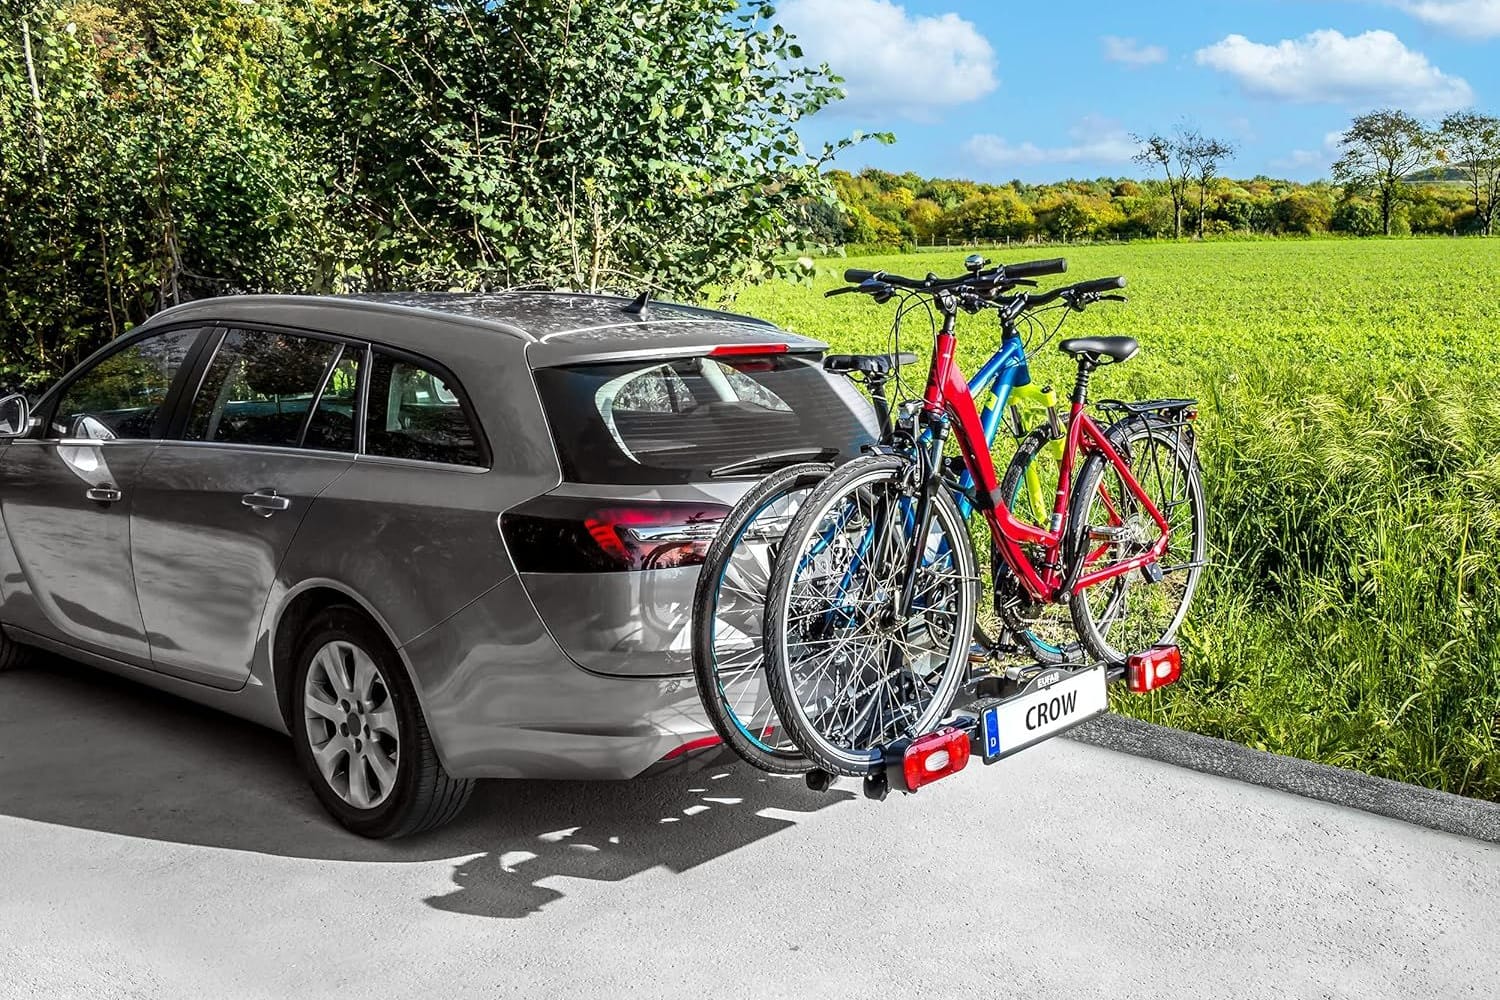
[763,455,978,776]
[691,463,831,774]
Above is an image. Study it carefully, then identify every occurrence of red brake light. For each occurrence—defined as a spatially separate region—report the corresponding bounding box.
[1127,645,1182,693]
[902,727,971,791]
[501,497,729,573]
[709,343,789,357]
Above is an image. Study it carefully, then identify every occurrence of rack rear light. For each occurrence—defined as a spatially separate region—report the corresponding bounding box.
[901,727,971,791]
[1126,644,1182,693]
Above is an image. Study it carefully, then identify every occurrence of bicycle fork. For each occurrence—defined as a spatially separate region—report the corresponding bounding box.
[890,412,950,626]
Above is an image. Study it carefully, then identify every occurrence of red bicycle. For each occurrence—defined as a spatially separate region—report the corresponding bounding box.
[761,265,1206,779]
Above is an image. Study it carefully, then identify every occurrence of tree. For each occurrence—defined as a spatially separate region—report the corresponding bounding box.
[1181,130,1235,239]
[1332,109,1433,237]
[1132,131,1194,238]
[0,0,876,378]
[942,191,1034,242]
[1438,111,1500,235]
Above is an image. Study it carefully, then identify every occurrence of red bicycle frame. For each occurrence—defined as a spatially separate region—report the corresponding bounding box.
[920,311,1171,603]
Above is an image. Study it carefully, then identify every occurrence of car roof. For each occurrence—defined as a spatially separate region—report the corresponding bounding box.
[145,290,824,366]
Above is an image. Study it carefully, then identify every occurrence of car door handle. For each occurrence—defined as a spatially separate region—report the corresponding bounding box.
[85,485,123,504]
[241,490,292,516]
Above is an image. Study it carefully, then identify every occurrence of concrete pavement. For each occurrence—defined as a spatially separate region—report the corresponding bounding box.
[2,658,1497,999]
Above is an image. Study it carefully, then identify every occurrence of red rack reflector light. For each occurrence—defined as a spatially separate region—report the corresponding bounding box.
[1127,645,1182,693]
[902,727,971,791]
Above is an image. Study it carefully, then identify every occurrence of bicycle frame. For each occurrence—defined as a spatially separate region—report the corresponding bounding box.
[918,307,1172,604]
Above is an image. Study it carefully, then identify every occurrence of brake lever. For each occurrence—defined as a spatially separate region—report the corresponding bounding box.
[1099,294,1128,303]
[825,286,860,298]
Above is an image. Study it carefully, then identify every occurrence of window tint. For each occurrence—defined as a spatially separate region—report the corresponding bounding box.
[186,329,340,447]
[364,353,484,467]
[532,355,879,485]
[52,327,201,439]
[303,353,360,452]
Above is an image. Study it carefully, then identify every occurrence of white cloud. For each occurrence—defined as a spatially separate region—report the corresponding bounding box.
[964,118,1138,168]
[1390,1,1500,38]
[1271,149,1325,170]
[1102,36,1168,67]
[779,0,997,121]
[1195,29,1473,114]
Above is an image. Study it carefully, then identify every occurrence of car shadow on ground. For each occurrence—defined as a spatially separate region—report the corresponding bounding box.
[0,657,854,919]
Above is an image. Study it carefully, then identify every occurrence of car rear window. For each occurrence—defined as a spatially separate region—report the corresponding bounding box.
[532,354,880,485]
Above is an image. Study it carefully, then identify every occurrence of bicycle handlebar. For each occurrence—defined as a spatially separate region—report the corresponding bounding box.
[999,257,1067,280]
[1026,275,1126,307]
[840,256,1067,291]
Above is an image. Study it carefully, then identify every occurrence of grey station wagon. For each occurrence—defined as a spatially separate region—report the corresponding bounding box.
[0,292,880,836]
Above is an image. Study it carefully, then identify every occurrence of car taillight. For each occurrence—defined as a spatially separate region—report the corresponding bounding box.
[902,727,971,791]
[1127,644,1182,693]
[501,496,729,573]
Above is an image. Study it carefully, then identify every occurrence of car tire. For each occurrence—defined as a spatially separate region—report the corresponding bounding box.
[290,607,474,838]
[0,630,31,672]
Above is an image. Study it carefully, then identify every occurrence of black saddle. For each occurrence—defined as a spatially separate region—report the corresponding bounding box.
[1058,336,1138,365]
[823,352,918,377]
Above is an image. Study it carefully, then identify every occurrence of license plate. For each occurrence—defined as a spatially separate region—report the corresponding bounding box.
[980,664,1108,762]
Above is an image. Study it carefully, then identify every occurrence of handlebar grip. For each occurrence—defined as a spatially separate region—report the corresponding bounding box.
[1072,275,1126,295]
[844,268,880,283]
[1004,258,1067,279]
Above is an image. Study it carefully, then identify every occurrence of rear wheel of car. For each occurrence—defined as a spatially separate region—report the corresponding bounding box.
[290,607,473,838]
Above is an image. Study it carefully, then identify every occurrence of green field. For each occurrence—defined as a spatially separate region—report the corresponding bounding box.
[735,239,1500,800]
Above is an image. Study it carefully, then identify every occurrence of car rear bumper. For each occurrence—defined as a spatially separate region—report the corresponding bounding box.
[399,573,718,780]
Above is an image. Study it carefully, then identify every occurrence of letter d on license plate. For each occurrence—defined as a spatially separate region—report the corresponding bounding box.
[981,664,1108,762]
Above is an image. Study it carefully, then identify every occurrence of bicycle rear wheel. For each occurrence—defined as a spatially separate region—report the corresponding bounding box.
[763,455,977,776]
[1069,415,1206,663]
[691,463,831,774]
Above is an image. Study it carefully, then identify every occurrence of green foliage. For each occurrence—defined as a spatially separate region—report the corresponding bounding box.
[737,239,1500,800]
[0,0,866,379]
[827,166,1481,247]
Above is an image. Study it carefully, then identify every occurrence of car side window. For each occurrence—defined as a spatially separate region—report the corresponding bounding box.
[51,327,202,439]
[185,329,341,448]
[364,352,485,467]
[303,352,360,453]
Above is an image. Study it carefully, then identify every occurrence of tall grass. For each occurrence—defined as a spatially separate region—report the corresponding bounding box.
[735,240,1500,799]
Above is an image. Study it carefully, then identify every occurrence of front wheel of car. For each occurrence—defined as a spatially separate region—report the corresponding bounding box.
[0,630,31,672]
[291,607,474,838]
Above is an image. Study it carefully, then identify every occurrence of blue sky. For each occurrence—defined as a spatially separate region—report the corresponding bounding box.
[781,0,1500,182]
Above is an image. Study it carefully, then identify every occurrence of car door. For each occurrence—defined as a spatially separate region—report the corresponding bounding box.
[129,327,358,689]
[0,326,206,662]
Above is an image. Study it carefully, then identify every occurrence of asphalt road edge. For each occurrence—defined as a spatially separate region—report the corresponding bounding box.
[1068,714,1500,846]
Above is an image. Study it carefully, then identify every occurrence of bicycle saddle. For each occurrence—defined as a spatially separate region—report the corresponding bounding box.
[1058,336,1138,364]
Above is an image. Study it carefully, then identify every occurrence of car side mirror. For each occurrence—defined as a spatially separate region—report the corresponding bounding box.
[0,393,29,438]
[69,413,116,441]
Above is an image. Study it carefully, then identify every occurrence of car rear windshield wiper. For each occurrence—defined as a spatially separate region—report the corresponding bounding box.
[708,448,838,479]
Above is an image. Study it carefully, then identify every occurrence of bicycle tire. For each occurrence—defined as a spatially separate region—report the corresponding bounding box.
[1068,415,1206,663]
[763,454,977,776]
[690,463,832,774]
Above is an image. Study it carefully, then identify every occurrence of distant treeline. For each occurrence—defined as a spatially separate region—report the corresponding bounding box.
[815,168,1487,250]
